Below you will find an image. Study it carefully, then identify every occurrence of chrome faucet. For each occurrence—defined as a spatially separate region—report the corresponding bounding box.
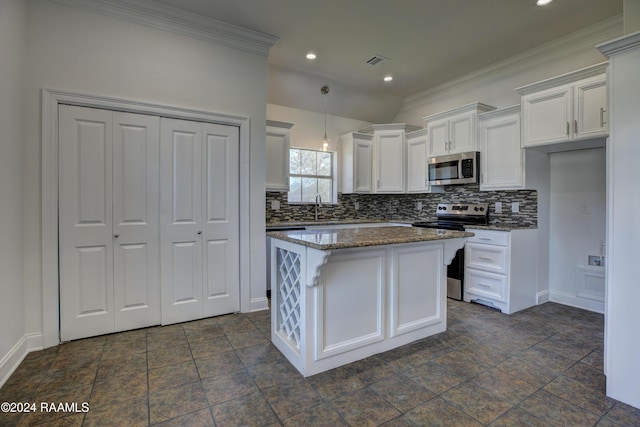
[314,194,323,221]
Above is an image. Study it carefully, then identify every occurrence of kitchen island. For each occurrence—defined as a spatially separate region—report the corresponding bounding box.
[266,225,472,376]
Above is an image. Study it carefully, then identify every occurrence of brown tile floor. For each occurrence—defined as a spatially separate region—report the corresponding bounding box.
[1,300,640,426]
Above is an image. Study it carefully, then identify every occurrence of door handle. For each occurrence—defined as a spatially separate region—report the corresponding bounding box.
[566,122,570,136]
[600,107,607,127]
[574,120,578,134]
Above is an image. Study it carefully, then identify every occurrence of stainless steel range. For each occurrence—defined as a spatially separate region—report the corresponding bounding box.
[412,203,489,300]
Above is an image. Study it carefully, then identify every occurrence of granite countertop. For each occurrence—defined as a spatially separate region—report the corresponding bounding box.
[266,219,388,228]
[266,226,473,250]
[465,224,538,231]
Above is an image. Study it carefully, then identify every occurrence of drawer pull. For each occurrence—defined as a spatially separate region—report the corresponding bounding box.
[478,257,493,261]
[477,283,491,288]
[478,237,492,241]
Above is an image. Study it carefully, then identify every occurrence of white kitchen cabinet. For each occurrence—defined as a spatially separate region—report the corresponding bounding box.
[374,128,405,192]
[424,102,496,158]
[341,132,374,193]
[341,124,421,194]
[478,105,524,191]
[266,120,293,191]
[406,128,430,193]
[517,62,608,148]
[464,228,538,314]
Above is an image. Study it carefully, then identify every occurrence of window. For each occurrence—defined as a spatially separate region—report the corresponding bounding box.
[288,148,334,203]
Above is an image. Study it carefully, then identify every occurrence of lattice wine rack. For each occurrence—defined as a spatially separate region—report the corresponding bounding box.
[276,248,302,348]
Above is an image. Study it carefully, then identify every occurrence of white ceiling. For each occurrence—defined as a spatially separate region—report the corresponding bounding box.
[153,0,622,122]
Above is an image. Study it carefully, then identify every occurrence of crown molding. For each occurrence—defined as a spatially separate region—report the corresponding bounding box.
[357,123,422,134]
[422,102,496,123]
[597,31,640,57]
[514,62,608,95]
[267,120,294,130]
[400,15,623,112]
[478,104,520,120]
[51,0,279,56]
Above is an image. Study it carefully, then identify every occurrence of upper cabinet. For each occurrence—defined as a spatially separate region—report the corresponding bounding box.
[478,105,524,191]
[405,128,431,193]
[516,62,608,149]
[423,102,496,158]
[341,124,422,194]
[341,132,374,193]
[266,120,293,191]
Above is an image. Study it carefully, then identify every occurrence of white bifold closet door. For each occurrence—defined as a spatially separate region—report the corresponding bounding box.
[59,106,240,341]
[160,118,240,325]
[59,105,161,341]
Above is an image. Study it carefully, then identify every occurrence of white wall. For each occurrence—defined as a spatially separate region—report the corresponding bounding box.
[0,0,27,384]
[267,104,371,152]
[624,0,640,33]
[394,17,622,126]
[267,103,372,192]
[23,0,269,344]
[549,148,606,312]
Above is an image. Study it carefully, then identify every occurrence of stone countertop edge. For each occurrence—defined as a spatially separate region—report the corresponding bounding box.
[466,224,538,231]
[266,226,473,250]
[266,218,392,228]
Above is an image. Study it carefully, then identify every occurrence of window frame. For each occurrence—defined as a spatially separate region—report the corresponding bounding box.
[287,147,337,204]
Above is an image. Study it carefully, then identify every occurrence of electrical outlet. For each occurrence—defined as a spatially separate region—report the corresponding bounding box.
[495,202,502,213]
[271,200,280,210]
[416,201,423,211]
[588,255,602,267]
[354,202,359,211]
[512,202,519,213]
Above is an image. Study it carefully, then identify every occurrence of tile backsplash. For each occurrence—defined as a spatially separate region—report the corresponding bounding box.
[266,184,537,227]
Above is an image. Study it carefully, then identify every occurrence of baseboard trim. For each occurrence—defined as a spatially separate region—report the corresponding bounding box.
[249,296,269,312]
[0,333,44,388]
[537,290,550,305]
[549,291,604,314]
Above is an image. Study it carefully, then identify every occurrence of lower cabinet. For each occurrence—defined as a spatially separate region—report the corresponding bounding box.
[269,237,466,376]
[464,228,538,314]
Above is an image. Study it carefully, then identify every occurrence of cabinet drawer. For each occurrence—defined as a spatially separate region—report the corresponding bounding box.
[466,229,510,246]
[465,243,508,274]
[465,269,507,302]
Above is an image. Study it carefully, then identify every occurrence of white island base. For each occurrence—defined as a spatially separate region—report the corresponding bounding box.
[269,236,466,377]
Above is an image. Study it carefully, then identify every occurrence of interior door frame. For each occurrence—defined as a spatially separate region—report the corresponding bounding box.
[41,88,251,347]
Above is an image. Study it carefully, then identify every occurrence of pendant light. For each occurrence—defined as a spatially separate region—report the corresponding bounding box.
[321,85,330,151]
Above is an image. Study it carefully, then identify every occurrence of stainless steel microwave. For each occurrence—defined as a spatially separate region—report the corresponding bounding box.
[428,151,479,185]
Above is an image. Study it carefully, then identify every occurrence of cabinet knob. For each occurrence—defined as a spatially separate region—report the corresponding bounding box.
[113,234,119,239]
[197,230,202,235]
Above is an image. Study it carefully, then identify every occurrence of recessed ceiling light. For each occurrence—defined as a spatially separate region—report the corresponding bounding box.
[537,0,553,5]
[306,52,317,60]
[383,75,393,82]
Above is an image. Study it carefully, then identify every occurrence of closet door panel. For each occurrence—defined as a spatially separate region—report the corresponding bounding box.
[59,105,114,341]
[160,118,204,324]
[202,123,240,316]
[113,112,161,330]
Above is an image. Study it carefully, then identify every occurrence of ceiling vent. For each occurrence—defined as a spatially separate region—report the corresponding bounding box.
[365,54,389,66]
